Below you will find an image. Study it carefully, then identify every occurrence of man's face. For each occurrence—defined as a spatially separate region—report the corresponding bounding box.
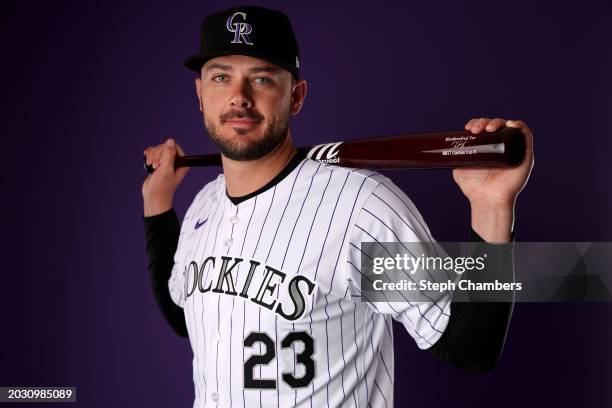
[196,55,298,161]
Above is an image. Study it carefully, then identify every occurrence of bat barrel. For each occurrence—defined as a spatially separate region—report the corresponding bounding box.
[303,127,526,169]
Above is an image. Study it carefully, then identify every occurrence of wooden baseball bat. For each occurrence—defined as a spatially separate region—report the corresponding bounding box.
[144,126,525,173]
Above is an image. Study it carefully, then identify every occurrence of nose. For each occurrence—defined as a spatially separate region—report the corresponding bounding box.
[228,80,254,109]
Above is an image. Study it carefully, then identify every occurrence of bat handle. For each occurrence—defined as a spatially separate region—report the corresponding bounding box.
[143,155,201,174]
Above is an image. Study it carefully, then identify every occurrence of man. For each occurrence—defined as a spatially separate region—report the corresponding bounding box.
[142,5,534,408]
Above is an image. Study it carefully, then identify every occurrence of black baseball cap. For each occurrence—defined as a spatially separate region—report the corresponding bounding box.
[184,5,300,79]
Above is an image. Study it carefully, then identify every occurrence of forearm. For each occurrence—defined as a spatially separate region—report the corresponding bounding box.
[470,199,514,243]
[427,227,515,372]
[143,208,188,338]
[429,301,513,373]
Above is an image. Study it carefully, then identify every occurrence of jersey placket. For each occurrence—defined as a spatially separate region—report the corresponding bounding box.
[208,197,254,407]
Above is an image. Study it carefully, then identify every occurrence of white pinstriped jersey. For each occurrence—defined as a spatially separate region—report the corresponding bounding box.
[169,157,452,408]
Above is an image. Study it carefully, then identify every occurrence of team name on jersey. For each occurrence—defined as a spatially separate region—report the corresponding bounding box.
[183,256,316,321]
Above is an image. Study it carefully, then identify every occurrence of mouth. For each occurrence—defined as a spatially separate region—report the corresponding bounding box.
[224,119,261,129]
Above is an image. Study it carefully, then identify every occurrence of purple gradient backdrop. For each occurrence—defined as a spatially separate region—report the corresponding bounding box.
[2,0,611,407]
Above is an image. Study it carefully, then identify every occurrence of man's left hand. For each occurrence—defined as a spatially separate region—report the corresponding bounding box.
[453,118,534,207]
[453,118,534,242]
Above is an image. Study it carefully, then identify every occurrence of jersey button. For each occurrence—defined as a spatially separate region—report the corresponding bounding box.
[224,238,233,247]
[230,215,239,224]
[211,392,219,402]
[213,331,220,342]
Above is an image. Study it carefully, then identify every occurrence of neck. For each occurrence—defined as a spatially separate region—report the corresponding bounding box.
[221,131,297,198]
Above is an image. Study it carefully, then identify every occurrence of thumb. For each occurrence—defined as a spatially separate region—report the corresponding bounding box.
[174,141,190,180]
[158,138,177,174]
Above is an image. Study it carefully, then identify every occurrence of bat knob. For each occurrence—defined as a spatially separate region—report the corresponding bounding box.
[144,156,155,174]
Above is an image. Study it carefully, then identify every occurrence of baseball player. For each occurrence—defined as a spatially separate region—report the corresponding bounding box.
[142,5,534,408]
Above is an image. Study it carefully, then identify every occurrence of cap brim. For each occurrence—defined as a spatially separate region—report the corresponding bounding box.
[184,50,297,78]
[184,53,208,72]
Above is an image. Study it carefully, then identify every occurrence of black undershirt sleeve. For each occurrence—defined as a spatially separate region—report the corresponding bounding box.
[143,208,516,371]
[426,229,515,372]
[143,208,188,338]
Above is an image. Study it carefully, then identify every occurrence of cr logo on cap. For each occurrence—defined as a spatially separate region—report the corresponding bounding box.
[226,12,253,45]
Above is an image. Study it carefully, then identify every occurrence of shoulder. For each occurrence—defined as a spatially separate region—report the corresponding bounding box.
[346,170,433,243]
[301,158,389,198]
[185,173,225,216]
[296,158,423,219]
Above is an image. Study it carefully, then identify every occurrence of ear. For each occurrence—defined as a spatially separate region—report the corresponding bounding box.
[195,77,203,112]
[290,79,308,115]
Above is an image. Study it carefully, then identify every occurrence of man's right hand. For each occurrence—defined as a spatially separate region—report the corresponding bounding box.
[142,138,190,217]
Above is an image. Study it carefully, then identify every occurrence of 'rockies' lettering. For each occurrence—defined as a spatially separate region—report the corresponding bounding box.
[183,256,316,321]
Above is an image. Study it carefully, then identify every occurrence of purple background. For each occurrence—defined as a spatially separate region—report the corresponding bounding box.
[2,0,611,406]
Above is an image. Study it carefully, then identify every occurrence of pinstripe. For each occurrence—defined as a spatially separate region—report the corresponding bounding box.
[362,308,370,406]
[278,162,320,407]
[347,244,406,314]
[309,170,355,408]
[326,172,379,293]
[337,297,347,401]
[221,205,238,408]
[347,243,436,344]
[242,300,246,408]
[251,160,307,407]
[178,189,215,407]
[313,171,352,281]
[355,218,450,319]
[379,182,437,245]
[321,172,377,407]
[216,286,221,408]
[322,172,366,407]
[376,180,451,281]
[359,206,448,284]
[296,169,334,272]
[281,163,321,269]
[240,196,257,408]
[195,193,224,406]
[367,194,453,282]
[207,197,227,402]
[292,168,334,408]
[351,306,359,408]
[265,160,307,264]
[253,187,277,256]
[259,306,262,408]
[247,186,277,408]
[373,379,389,408]
[293,168,335,408]
[275,315,279,408]
[378,351,392,384]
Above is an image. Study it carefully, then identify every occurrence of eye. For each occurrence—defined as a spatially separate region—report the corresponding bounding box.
[212,74,227,82]
[254,77,270,85]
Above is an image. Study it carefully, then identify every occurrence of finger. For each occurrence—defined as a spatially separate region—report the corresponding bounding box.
[143,147,153,166]
[470,118,490,134]
[484,118,506,132]
[174,142,191,178]
[506,119,529,130]
[158,138,177,174]
[151,144,167,169]
[464,118,477,130]
[507,120,534,163]
[147,150,161,168]
[175,142,187,157]
[507,120,532,141]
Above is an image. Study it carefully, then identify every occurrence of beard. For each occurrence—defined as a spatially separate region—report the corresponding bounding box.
[204,107,290,161]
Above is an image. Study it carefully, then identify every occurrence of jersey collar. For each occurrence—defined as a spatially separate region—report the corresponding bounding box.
[225,149,307,205]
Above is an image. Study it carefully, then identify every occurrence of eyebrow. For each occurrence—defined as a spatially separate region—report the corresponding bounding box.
[205,63,281,75]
